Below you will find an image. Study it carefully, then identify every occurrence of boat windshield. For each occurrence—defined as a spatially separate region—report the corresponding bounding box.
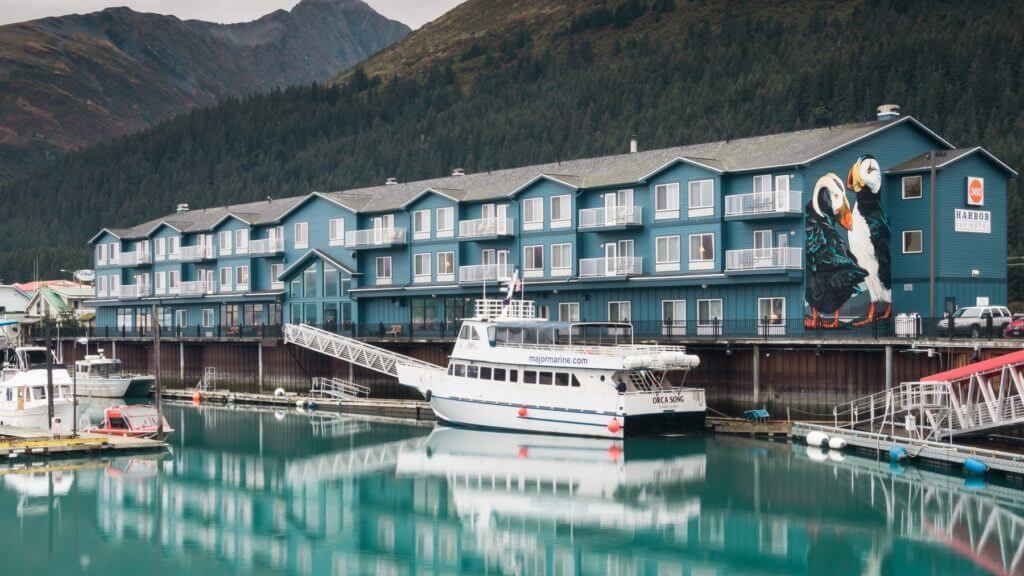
[491,323,633,347]
[22,349,51,369]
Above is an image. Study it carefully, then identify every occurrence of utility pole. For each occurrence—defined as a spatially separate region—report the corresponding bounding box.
[152,304,163,441]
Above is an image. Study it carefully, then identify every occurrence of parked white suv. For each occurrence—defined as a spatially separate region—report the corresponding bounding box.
[937,306,1012,338]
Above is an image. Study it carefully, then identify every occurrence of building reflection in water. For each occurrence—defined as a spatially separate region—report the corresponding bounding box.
[0,402,1020,576]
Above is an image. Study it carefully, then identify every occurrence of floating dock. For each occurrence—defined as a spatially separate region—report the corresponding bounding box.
[793,422,1024,476]
[161,388,437,421]
[0,425,167,457]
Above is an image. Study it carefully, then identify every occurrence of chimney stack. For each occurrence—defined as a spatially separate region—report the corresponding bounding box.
[176,203,190,213]
[876,104,901,121]
[385,177,398,186]
[630,135,638,154]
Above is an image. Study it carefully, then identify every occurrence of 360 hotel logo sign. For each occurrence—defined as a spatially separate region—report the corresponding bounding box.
[967,176,985,206]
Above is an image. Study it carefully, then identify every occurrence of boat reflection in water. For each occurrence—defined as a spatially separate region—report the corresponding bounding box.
[0,402,1021,576]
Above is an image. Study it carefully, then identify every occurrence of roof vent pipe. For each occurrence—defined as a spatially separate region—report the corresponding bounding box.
[176,203,189,213]
[451,168,465,177]
[876,104,901,121]
[385,177,398,186]
[630,135,638,154]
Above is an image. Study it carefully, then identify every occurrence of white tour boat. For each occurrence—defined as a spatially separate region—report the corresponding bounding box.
[0,346,75,429]
[397,298,705,438]
[74,351,155,398]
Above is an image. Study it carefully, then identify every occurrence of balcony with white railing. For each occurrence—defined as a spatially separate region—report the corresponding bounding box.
[458,218,514,240]
[181,244,214,262]
[724,190,802,219]
[119,251,152,267]
[725,247,803,272]
[579,257,643,278]
[119,283,152,299]
[345,228,407,249]
[179,280,217,296]
[578,206,643,230]
[250,237,285,255]
[459,264,515,283]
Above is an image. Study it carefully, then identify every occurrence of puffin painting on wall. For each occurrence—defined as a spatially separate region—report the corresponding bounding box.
[846,155,892,325]
[804,174,868,329]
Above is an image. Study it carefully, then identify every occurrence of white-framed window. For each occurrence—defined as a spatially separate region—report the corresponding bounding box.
[219,267,233,291]
[168,270,180,292]
[155,271,167,295]
[655,182,680,219]
[697,298,723,336]
[689,233,715,270]
[329,218,345,246]
[97,243,108,266]
[235,266,249,291]
[753,174,772,194]
[413,209,431,240]
[558,302,580,322]
[376,256,392,285]
[903,230,923,254]
[758,297,786,335]
[550,195,571,228]
[437,252,455,281]
[662,300,686,336]
[109,242,120,264]
[294,222,308,249]
[609,301,632,322]
[270,263,284,288]
[109,274,119,296]
[522,197,543,230]
[168,236,180,259]
[688,179,715,217]
[97,275,107,297]
[655,235,681,272]
[775,175,791,192]
[202,308,215,328]
[902,175,923,200]
[436,207,455,238]
[523,245,544,277]
[235,229,249,254]
[413,253,432,283]
[218,230,232,255]
[155,237,167,261]
[551,243,572,276]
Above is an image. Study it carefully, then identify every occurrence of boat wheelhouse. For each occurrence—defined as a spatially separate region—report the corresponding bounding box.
[75,351,155,398]
[396,298,705,438]
[85,404,172,439]
[0,347,74,429]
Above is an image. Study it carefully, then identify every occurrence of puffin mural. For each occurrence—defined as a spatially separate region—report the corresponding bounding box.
[846,155,892,325]
[804,174,868,329]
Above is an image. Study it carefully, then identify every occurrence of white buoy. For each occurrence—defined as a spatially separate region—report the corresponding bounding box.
[274,387,286,397]
[806,430,829,447]
[828,437,847,450]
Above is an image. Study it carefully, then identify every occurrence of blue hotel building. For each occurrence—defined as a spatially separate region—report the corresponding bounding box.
[87,106,1015,337]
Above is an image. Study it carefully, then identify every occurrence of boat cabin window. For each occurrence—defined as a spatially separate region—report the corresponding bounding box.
[555,373,569,386]
[539,372,553,385]
[480,367,492,380]
[454,364,466,377]
[109,416,128,429]
[470,328,481,341]
[493,368,506,381]
[571,374,581,387]
[509,369,518,383]
[447,363,454,375]
[22,349,51,369]
[31,386,46,400]
[486,326,496,343]
[60,386,71,397]
[4,389,12,401]
[524,370,537,384]
[458,325,472,341]
[467,365,479,378]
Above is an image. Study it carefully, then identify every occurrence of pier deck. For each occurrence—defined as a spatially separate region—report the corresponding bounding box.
[0,426,167,457]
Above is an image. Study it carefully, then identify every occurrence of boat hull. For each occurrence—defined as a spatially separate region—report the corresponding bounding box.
[0,401,74,430]
[124,376,155,397]
[76,376,154,398]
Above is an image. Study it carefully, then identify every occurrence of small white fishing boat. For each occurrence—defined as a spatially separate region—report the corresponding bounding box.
[74,351,154,398]
[0,346,75,429]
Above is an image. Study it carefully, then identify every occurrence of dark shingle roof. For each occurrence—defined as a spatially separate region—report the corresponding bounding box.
[887,147,1017,176]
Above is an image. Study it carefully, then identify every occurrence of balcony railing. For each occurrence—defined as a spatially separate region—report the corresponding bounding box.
[181,244,214,262]
[345,228,407,248]
[459,264,515,283]
[578,206,643,229]
[119,252,151,266]
[459,217,514,239]
[250,237,285,255]
[180,280,217,296]
[724,190,802,218]
[725,247,803,272]
[579,257,643,278]
[119,284,152,299]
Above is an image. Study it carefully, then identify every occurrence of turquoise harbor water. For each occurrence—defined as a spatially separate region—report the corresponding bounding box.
[1,402,1021,576]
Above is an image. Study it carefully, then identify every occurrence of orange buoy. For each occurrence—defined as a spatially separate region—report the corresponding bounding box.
[517,447,529,459]
[607,445,622,460]
[517,406,528,418]
[607,418,622,434]
[192,391,202,405]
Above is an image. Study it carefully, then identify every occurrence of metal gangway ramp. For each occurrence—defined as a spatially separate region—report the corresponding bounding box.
[310,376,371,400]
[283,323,443,378]
[834,349,1024,441]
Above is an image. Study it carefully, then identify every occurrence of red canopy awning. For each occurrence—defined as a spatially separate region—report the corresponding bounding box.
[922,348,1024,382]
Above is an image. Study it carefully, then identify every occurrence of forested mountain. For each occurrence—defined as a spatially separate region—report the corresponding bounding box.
[0,0,1021,299]
[0,0,409,180]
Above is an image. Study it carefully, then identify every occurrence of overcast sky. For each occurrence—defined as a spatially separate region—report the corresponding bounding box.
[0,0,464,28]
